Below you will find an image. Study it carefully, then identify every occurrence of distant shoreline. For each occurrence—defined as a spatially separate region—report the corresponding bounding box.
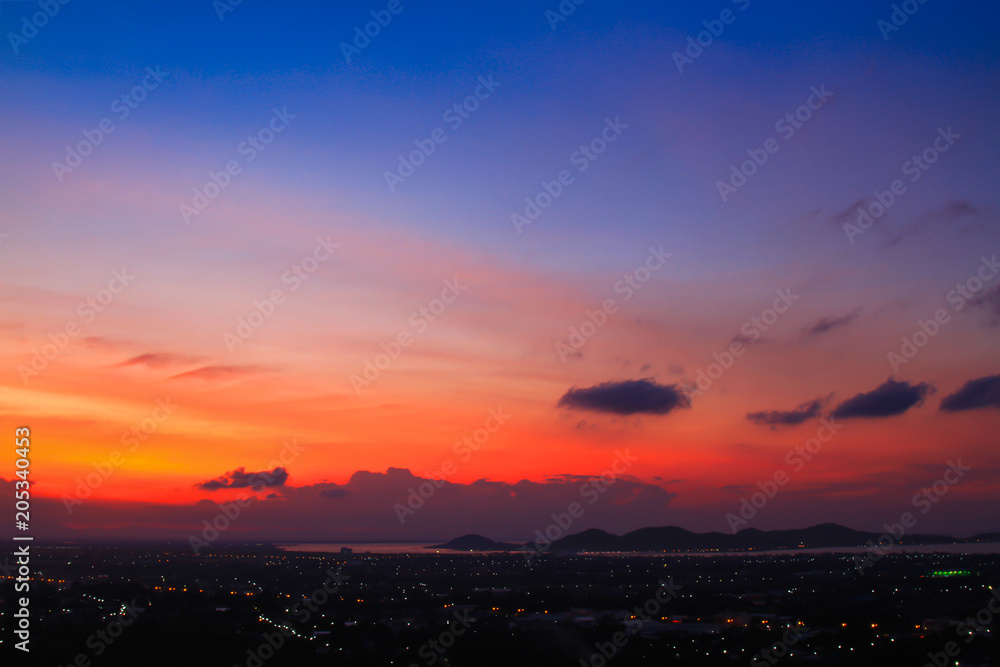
[275,542,1000,556]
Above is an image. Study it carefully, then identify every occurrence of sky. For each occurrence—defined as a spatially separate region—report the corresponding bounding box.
[1,0,999,543]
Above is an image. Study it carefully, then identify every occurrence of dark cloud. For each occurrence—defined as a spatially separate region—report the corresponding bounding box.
[197,467,288,490]
[171,365,262,381]
[544,474,599,484]
[557,378,691,416]
[831,378,934,419]
[940,374,1000,412]
[318,486,351,499]
[14,467,675,543]
[804,311,859,336]
[747,395,831,427]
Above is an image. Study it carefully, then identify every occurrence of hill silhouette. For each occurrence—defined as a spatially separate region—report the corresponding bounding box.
[428,523,999,553]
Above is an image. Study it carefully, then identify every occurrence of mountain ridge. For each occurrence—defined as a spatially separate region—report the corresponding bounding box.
[427,523,1000,553]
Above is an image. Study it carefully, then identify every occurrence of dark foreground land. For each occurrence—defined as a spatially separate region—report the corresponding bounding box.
[1,544,998,666]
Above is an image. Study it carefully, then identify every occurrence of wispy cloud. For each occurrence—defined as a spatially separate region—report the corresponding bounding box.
[747,394,832,427]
